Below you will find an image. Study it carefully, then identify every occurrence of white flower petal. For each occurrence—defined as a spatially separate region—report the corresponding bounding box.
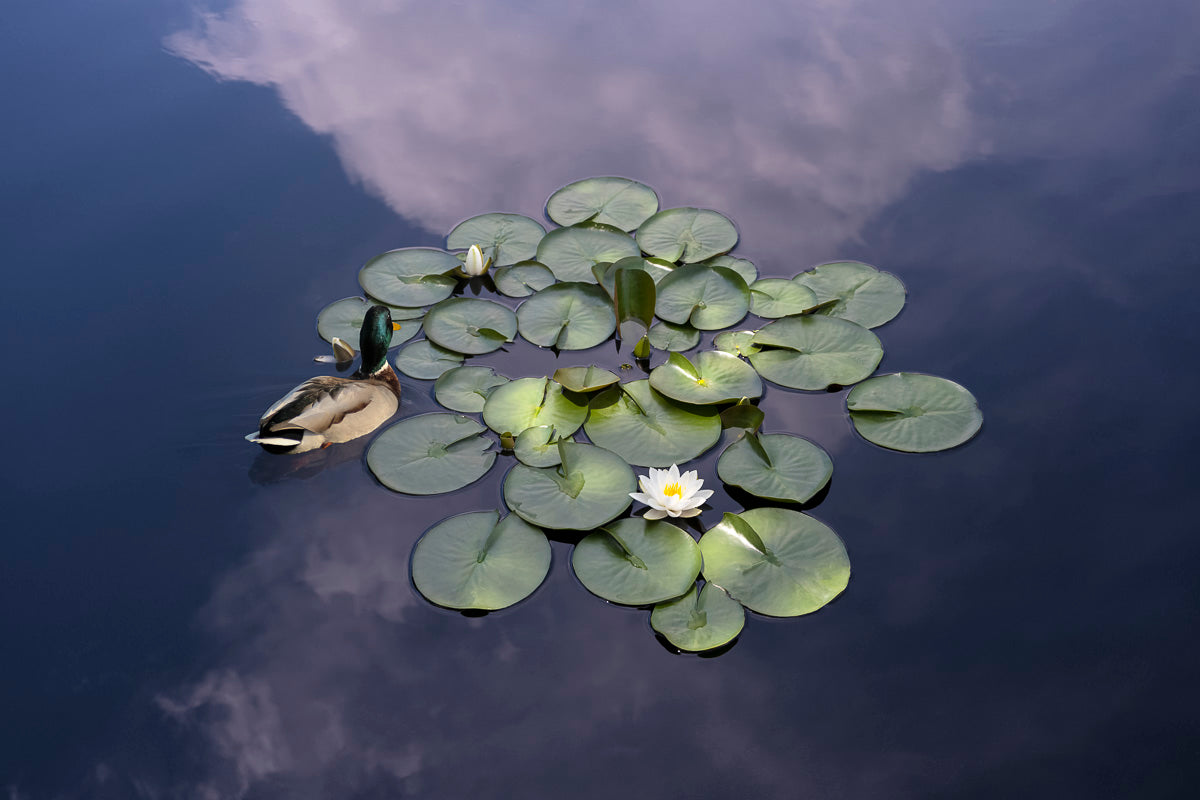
[643,508,668,520]
[678,507,703,518]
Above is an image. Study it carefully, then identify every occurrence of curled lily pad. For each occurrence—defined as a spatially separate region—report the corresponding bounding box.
[719,398,764,434]
[411,511,551,610]
[546,177,660,231]
[513,425,574,467]
[636,208,738,263]
[552,366,620,393]
[503,441,635,530]
[749,316,882,390]
[655,264,750,330]
[649,351,763,405]
[648,321,700,352]
[792,261,907,329]
[699,509,850,617]
[367,413,496,495]
[316,296,422,348]
[423,297,517,355]
[517,282,616,350]
[749,279,818,318]
[651,583,745,652]
[434,366,509,413]
[394,339,464,380]
[482,377,588,436]
[535,226,640,283]
[583,380,721,468]
[446,213,546,267]
[613,265,656,340]
[492,261,556,298]
[846,372,983,452]
[572,518,702,606]
[713,330,760,357]
[358,247,459,307]
[700,254,758,286]
[717,432,832,503]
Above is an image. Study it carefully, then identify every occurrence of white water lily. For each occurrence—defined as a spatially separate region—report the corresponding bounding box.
[464,244,490,276]
[630,464,713,520]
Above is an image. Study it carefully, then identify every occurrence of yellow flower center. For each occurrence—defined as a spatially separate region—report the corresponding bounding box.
[663,482,683,498]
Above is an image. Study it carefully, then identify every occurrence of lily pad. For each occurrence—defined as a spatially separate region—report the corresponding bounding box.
[492,261,556,298]
[717,432,832,503]
[846,372,983,452]
[367,413,496,495]
[700,254,758,286]
[749,316,882,390]
[655,264,750,330]
[647,321,700,352]
[394,339,464,379]
[712,330,760,357]
[583,380,721,468]
[446,213,546,267]
[749,279,818,318]
[434,366,509,413]
[613,265,656,339]
[316,296,422,348]
[535,226,640,283]
[699,509,850,617]
[792,261,907,329]
[423,297,517,355]
[513,425,574,467]
[517,282,616,350]
[650,583,745,652]
[482,377,589,436]
[545,177,660,232]
[572,518,702,605]
[636,208,738,263]
[411,511,551,610]
[649,351,763,405]
[504,441,635,530]
[358,247,459,307]
[552,366,620,393]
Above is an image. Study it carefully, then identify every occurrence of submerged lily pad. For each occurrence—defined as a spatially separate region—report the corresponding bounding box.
[546,177,660,231]
[636,208,738,263]
[699,509,850,617]
[717,432,832,503]
[411,511,551,610]
[846,372,983,452]
[749,278,818,318]
[513,425,574,467]
[792,261,907,329]
[517,282,616,350]
[572,518,702,605]
[482,377,589,436]
[583,380,721,468]
[492,261,556,298]
[552,366,620,393]
[649,351,763,405]
[394,339,464,379]
[367,413,496,495]
[316,296,422,348]
[700,254,758,286]
[535,226,640,283]
[504,441,635,530]
[434,366,509,413]
[712,330,760,357]
[423,297,517,355]
[446,213,546,267]
[647,321,700,352]
[749,316,882,390]
[358,247,459,307]
[651,583,745,652]
[655,264,750,330]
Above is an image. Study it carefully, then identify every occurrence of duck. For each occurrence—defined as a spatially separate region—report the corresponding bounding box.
[246,304,403,453]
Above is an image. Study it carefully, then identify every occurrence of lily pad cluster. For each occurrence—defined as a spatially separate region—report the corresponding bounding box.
[311,176,982,653]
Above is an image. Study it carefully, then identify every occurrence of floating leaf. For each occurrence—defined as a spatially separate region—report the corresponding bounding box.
[583,380,721,468]
[643,257,677,283]
[516,282,616,350]
[492,261,556,298]
[636,208,738,263]
[446,213,546,267]
[699,508,850,617]
[504,441,635,530]
[572,518,702,605]
[792,261,907,329]
[655,264,750,330]
[434,366,509,413]
[513,425,574,467]
[423,297,517,355]
[719,399,764,433]
[411,511,551,610]
[649,351,763,405]
[316,296,422,348]
[545,177,660,231]
[647,321,700,352]
[712,329,760,357]
[482,377,588,437]
[614,265,656,340]
[535,226,640,283]
[394,339,464,379]
[651,583,745,652]
[748,278,818,318]
[367,413,496,495]
[358,247,459,307]
[700,254,758,286]
[717,432,832,502]
[749,316,882,390]
[552,366,620,393]
[846,372,982,452]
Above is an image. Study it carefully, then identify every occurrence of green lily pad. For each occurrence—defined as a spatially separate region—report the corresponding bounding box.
[700,254,758,286]
[792,261,907,329]
[649,351,763,405]
[316,296,423,348]
[535,226,640,283]
[655,264,750,330]
[513,425,574,467]
[699,509,850,617]
[433,366,509,413]
[650,583,745,652]
[366,413,496,495]
[503,441,635,530]
[846,372,983,452]
[614,265,656,339]
[492,261,556,298]
[720,399,765,433]
[394,339,464,379]
[411,511,551,610]
[482,377,589,436]
[423,297,517,355]
[644,257,677,283]
[647,321,700,352]
[749,278,818,318]
[358,247,459,307]
[572,518,702,605]
[545,177,660,231]
[446,213,546,267]
[717,432,832,503]
[636,208,738,263]
[583,380,721,468]
[712,330,760,357]
[749,316,882,390]
[552,366,620,393]
[516,282,616,350]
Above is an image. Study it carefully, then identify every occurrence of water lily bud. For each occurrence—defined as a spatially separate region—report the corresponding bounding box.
[464,244,489,276]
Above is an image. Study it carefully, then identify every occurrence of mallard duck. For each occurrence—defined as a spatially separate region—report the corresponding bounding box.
[246,305,403,453]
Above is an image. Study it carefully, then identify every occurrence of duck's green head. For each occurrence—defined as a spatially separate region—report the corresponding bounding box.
[358,305,397,374]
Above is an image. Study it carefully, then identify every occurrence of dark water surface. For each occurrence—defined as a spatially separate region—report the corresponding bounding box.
[3,0,1199,797]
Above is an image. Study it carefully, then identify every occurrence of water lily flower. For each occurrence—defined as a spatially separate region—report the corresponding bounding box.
[464,244,490,276]
[630,464,712,520]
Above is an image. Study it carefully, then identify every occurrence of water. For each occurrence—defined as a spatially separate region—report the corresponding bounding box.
[3,0,1199,796]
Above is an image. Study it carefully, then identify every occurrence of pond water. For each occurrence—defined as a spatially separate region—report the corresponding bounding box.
[3,0,1199,797]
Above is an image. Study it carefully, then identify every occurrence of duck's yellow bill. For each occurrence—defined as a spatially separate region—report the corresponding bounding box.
[392,322,402,331]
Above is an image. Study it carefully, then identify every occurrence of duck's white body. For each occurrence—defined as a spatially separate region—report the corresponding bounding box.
[246,372,401,453]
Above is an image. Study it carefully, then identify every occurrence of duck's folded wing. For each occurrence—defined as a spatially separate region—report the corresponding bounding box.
[261,377,375,434]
